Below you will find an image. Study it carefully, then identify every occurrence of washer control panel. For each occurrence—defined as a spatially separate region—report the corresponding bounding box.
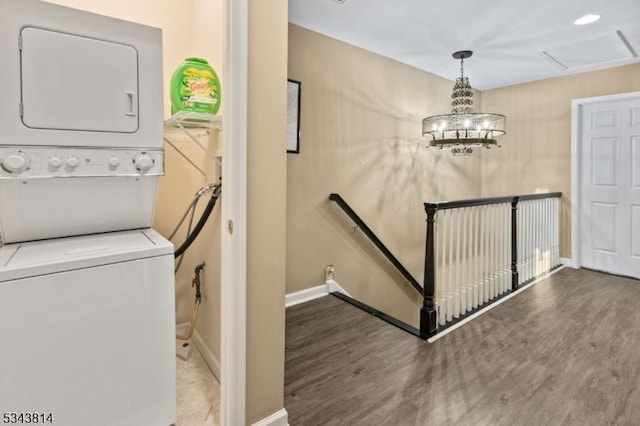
[0,147,164,178]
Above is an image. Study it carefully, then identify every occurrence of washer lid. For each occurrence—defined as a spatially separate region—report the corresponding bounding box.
[0,228,173,282]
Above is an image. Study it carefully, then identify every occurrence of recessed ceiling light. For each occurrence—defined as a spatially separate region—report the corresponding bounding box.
[574,14,601,26]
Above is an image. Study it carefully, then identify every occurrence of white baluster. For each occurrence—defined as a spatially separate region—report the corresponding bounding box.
[540,199,546,275]
[447,211,452,316]
[522,201,531,283]
[453,208,461,318]
[539,199,547,275]
[542,199,547,273]
[491,204,500,300]
[553,197,560,266]
[490,204,497,299]
[478,206,487,305]
[532,200,537,279]
[498,204,504,294]
[485,205,490,303]
[517,201,523,285]
[493,204,502,297]
[472,206,479,309]
[460,207,468,314]
[507,203,512,289]
[447,208,455,323]
[540,200,544,275]
[465,207,473,312]
[484,205,490,300]
[500,204,511,293]
[537,199,542,277]
[520,201,531,284]
[436,209,445,326]
[491,204,500,299]
[546,198,551,272]
[528,201,534,282]
[503,203,510,293]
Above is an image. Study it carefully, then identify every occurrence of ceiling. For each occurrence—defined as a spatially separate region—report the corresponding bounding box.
[288,0,640,90]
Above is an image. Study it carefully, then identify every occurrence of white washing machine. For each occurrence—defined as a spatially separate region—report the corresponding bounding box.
[0,229,176,426]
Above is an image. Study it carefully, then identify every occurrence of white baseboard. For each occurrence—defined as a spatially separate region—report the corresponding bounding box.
[427,265,566,343]
[285,284,327,308]
[285,279,352,308]
[326,279,350,297]
[560,257,578,268]
[251,408,288,426]
[191,328,221,383]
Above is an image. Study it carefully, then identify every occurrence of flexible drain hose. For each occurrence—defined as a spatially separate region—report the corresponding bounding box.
[174,184,221,258]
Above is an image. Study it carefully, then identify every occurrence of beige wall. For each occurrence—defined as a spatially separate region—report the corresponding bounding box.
[480,63,640,257]
[245,0,288,423]
[44,0,225,362]
[287,24,483,327]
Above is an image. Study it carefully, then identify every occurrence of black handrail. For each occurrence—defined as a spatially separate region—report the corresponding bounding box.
[425,191,561,211]
[329,193,423,295]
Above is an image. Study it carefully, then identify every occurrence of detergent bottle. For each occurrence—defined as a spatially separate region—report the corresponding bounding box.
[170,57,221,115]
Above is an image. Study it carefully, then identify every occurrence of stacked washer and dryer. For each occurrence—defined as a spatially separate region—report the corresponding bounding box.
[0,1,176,425]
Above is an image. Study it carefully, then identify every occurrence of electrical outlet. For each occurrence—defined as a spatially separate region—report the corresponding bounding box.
[325,265,335,281]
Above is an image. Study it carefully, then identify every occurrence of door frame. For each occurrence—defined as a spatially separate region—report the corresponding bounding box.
[221,0,248,424]
[570,90,640,269]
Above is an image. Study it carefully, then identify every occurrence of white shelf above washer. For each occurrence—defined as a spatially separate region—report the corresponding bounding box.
[163,112,222,182]
[164,111,222,130]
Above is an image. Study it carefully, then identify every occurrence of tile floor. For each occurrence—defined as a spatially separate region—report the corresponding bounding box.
[176,342,220,426]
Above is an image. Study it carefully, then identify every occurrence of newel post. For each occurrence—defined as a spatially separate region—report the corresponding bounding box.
[421,203,438,337]
[511,197,519,291]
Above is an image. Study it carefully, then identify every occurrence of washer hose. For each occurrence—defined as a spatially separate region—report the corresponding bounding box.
[176,262,205,341]
[174,184,221,258]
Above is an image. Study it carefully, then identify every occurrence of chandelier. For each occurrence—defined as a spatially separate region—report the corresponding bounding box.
[422,50,506,155]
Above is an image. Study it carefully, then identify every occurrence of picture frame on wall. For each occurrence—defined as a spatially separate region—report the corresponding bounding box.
[287,79,301,153]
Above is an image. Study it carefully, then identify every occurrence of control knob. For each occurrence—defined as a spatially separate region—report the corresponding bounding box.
[134,154,154,173]
[49,157,63,169]
[108,157,121,168]
[1,152,29,174]
[66,156,80,169]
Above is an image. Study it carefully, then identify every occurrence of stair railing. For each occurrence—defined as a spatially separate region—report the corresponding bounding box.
[421,192,561,336]
[328,192,561,339]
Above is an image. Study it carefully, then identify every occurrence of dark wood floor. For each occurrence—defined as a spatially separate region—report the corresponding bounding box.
[285,268,640,425]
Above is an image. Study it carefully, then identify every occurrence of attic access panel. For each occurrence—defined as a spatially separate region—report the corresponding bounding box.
[541,32,637,70]
[20,27,139,133]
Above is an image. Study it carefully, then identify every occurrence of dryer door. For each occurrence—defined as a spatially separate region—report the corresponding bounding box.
[20,27,139,133]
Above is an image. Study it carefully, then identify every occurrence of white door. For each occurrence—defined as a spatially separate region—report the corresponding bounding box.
[580,97,640,278]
